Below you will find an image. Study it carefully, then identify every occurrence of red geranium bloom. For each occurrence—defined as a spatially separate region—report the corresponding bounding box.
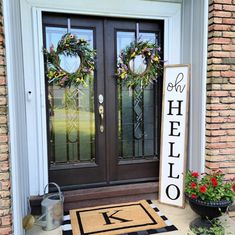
[191,194,197,199]
[192,171,199,178]
[191,182,197,189]
[232,184,235,192]
[199,185,207,193]
[211,177,218,187]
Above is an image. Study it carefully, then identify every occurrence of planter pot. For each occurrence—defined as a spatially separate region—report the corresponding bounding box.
[187,196,232,220]
[185,194,232,235]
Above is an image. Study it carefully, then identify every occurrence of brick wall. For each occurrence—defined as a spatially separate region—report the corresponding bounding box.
[207,0,235,181]
[0,1,12,234]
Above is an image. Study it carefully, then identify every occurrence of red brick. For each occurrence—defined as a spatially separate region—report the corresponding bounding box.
[209,64,230,70]
[222,45,235,51]
[0,78,5,85]
[223,18,235,24]
[230,91,235,96]
[207,58,223,64]
[207,71,221,77]
[0,154,8,161]
[221,123,235,129]
[0,97,7,105]
[212,51,230,57]
[208,44,222,51]
[0,180,11,191]
[213,0,232,3]
[228,129,235,135]
[206,130,227,136]
[0,215,11,226]
[212,16,224,23]
[221,97,235,103]
[206,116,235,123]
[0,135,8,143]
[230,52,235,57]
[221,71,235,77]
[0,227,12,235]
[209,24,231,31]
[0,162,9,172]
[206,110,220,117]
[207,135,235,142]
[207,104,230,110]
[208,37,231,44]
[207,91,229,96]
[0,116,7,124]
[210,4,223,12]
[206,142,235,148]
[219,148,235,154]
[211,10,232,17]
[221,84,235,90]
[209,31,223,38]
[205,162,221,169]
[220,110,235,116]
[223,4,235,11]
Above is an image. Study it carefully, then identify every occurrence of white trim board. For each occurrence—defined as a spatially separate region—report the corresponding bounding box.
[181,0,208,173]
[19,0,181,196]
[3,0,29,235]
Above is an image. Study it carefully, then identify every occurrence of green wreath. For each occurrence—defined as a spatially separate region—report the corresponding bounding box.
[116,40,162,88]
[44,33,96,87]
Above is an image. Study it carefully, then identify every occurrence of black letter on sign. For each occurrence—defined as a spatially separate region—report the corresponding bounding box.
[101,210,132,225]
[168,162,179,179]
[169,142,180,158]
[167,100,183,116]
[169,121,180,136]
[166,184,180,200]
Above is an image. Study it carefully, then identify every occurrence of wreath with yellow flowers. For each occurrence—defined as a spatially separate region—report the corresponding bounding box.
[116,40,162,88]
[44,33,96,87]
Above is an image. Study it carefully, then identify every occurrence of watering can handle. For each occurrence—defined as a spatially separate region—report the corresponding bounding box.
[43,182,63,201]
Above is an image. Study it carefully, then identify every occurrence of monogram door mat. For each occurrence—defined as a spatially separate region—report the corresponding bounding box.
[62,200,177,235]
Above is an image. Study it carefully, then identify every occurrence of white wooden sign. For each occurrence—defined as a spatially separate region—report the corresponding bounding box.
[159,64,190,208]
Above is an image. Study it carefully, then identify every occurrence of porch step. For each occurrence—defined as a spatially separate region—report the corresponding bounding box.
[30,182,158,215]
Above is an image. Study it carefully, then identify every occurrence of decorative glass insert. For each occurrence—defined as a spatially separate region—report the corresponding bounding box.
[46,27,95,164]
[117,31,159,160]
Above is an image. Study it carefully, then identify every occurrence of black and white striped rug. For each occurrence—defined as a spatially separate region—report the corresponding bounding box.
[62,200,177,235]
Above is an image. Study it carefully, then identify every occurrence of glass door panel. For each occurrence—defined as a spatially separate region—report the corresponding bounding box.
[117,31,159,160]
[46,27,95,164]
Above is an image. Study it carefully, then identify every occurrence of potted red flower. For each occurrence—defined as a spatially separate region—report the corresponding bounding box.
[185,170,235,233]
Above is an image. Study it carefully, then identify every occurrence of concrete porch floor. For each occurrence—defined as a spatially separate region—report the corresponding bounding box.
[27,201,235,235]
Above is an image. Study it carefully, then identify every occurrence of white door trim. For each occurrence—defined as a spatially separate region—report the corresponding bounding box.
[19,0,181,195]
[3,1,29,234]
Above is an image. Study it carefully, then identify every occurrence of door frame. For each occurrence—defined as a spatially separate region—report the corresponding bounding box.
[20,0,182,196]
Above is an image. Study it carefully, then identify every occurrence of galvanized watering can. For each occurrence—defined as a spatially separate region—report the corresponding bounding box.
[36,182,64,231]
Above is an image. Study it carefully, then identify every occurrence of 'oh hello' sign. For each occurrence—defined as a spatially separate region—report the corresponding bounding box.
[159,64,190,208]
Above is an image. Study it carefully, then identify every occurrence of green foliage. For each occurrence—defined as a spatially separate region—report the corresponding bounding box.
[187,218,232,235]
[44,33,96,87]
[116,40,162,88]
[185,170,235,202]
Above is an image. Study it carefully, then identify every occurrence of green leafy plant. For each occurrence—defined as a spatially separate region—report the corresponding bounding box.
[185,170,235,202]
[187,217,232,235]
[116,40,162,88]
[44,33,96,88]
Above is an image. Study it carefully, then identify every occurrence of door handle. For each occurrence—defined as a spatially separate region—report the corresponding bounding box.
[98,105,104,133]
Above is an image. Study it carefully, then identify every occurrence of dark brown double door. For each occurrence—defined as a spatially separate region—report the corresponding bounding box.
[43,13,163,190]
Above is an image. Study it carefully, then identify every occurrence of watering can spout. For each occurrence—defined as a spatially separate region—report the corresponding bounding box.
[35,213,47,227]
